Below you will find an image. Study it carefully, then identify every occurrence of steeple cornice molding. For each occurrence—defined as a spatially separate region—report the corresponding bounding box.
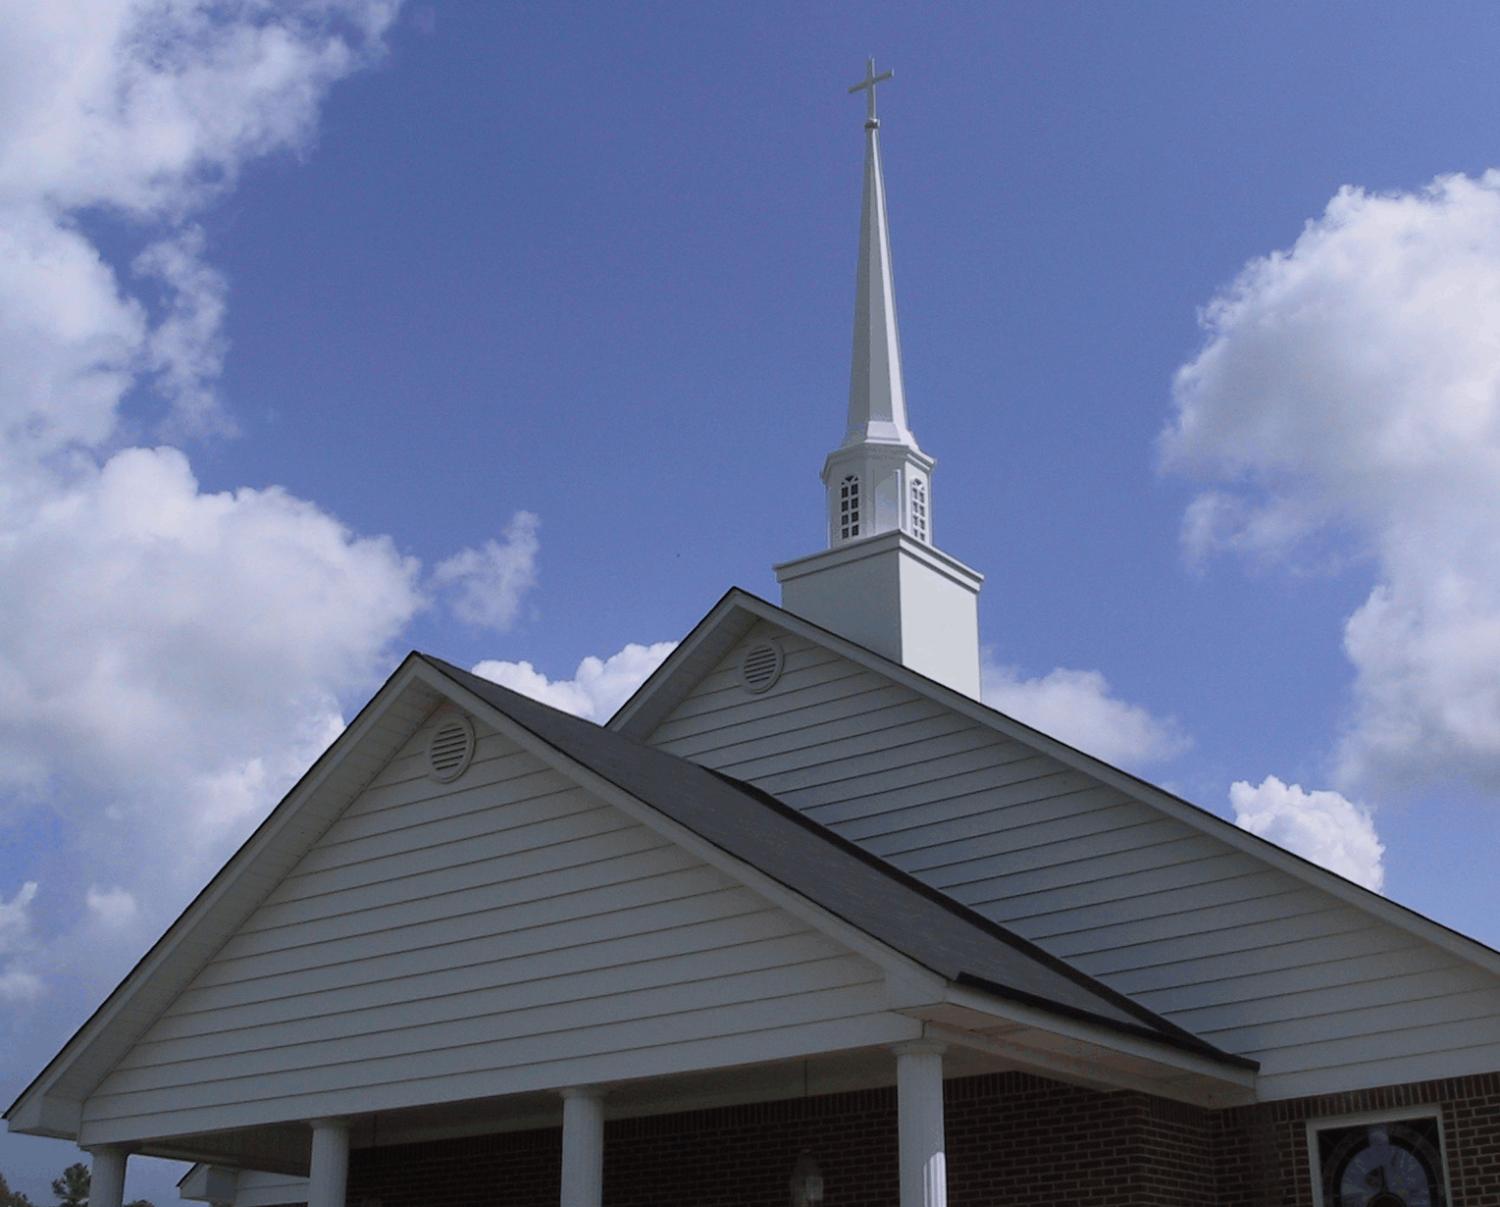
[821,442,934,485]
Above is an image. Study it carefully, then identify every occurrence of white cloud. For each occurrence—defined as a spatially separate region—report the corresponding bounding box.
[434,513,541,632]
[0,970,43,1004]
[473,642,679,724]
[135,227,231,438]
[0,881,37,953]
[0,0,400,450]
[1163,172,1500,790]
[1231,776,1386,893]
[85,886,137,929]
[0,203,143,460]
[0,0,415,1011]
[981,661,1189,770]
[0,1,399,216]
[0,446,421,855]
[0,881,41,1003]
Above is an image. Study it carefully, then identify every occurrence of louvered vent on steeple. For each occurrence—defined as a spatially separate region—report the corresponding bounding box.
[428,714,475,782]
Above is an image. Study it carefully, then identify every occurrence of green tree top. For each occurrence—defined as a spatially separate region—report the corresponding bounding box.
[0,1170,37,1207]
[50,1165,89,1207]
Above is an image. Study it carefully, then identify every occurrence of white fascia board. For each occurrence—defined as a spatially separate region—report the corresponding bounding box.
[178,1165,238,1204]
[231,1172,311,1207]
[607,591,760,736]
[182,1167,308,1207]
[931,982,1258,1093]
[5,656,443,1138]
[412,662,953,1012]
[4,1093,81,1139]
[618,591,1500,982]
[177,1165,210,1197]
[925,1022,1253,1108]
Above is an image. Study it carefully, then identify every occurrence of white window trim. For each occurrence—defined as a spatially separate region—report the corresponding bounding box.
[1305,1104,1449,1207]
[909,476,928,542]
[839,475,861,541]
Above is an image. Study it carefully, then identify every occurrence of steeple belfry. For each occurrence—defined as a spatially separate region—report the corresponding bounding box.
[774,62,984,698]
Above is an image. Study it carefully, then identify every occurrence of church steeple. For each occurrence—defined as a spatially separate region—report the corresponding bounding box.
[774,63,984,698]
[822,60,935,549]
[844,59,916,451]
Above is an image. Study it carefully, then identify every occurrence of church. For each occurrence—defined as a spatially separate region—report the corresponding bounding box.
[9,63,1500,1207]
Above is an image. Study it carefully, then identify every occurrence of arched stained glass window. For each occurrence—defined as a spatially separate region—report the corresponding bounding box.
[1314,1116,1449,1207]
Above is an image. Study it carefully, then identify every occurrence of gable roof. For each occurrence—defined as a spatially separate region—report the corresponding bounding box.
[423,656,1252,1070]
[8,646,1252,1143]
[611,589,1500,982]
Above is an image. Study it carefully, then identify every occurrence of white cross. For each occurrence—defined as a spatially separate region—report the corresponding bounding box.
[848,57,893,124]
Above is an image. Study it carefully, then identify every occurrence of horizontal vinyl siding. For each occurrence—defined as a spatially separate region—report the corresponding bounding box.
[646,623,1500,1098]
[84,713,901,1140]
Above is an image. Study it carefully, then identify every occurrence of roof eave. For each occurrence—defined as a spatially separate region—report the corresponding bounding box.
[921,982,1259,1108]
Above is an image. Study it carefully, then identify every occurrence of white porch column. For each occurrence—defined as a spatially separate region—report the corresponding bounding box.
[308,1118,351,1207]
[893,1040,947,1207]
[86,1145,129,1207]
[560,1086,605,1207]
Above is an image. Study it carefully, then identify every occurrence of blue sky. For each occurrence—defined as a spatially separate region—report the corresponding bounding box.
[6,2,1500,1201]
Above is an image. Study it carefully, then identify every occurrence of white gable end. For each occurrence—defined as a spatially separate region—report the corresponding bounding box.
[80,710,905,1146]
[638,617,1500,1101]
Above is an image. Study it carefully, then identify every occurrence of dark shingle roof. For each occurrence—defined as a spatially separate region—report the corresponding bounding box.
[424,655,1255,1071]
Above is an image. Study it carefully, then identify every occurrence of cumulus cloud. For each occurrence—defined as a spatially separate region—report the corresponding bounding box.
[434,513,541,632]
[0,0,401,452]
[134,228,231,438]
[1163,172,1500,790]
[0,970,43,1006]
[0,882,41,1003]
[0,421,422,870]
[981,662,1189,770]
[85,886,137,929]
[473,642,679,724]
[0,0,416,1014]
[1231,776,1386,893]
[0,1,399,216]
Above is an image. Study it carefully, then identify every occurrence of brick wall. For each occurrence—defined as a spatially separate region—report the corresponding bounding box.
[342,1069,1500,1207]
[347,1125,559,1207]
[1214,1070,1500,1207]
[605,1086,897,1207]
[945,1072,1212,1207]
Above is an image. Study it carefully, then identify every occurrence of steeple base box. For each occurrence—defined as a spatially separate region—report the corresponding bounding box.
[774,529,984,697]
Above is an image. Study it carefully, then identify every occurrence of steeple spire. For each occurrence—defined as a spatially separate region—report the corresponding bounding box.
[845,59,916,450]
[819,62,933,546]
[774,63,984,698]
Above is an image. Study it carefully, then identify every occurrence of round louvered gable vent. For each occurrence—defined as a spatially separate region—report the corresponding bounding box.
[428,714,475,782]
[740,640,784,694]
